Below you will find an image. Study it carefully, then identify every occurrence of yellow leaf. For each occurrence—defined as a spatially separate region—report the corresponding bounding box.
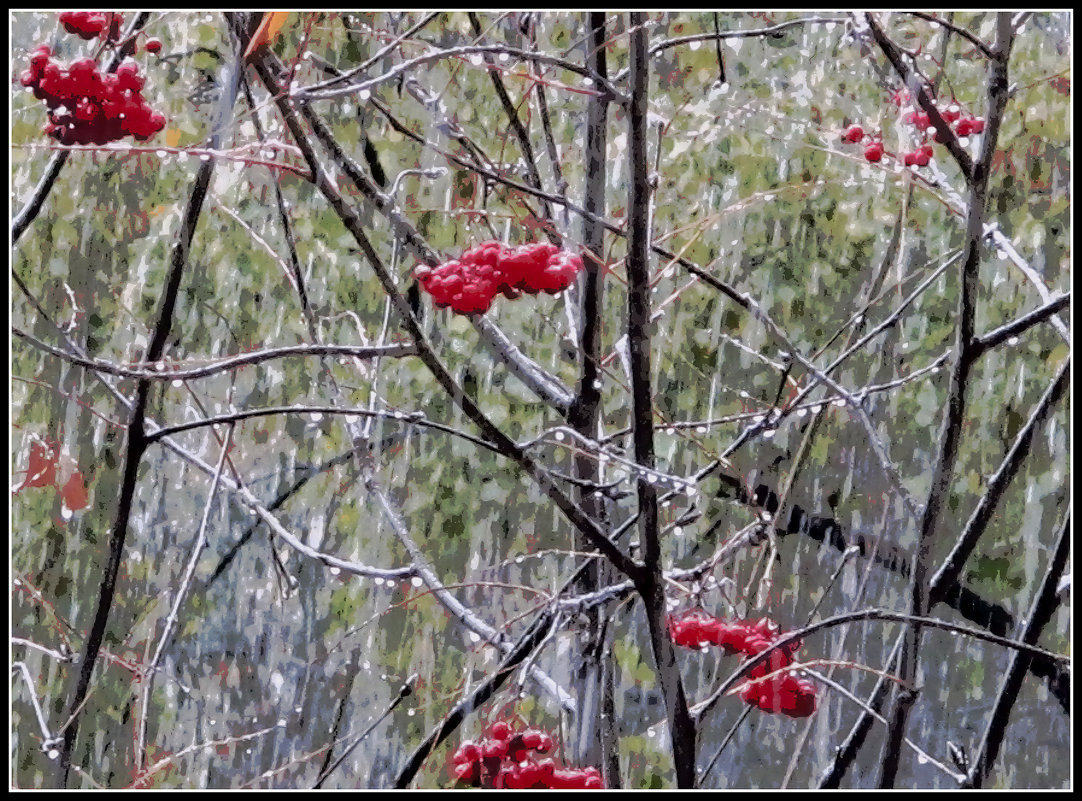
[165,127,181,148]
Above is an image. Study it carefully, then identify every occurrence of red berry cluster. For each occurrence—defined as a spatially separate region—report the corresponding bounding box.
[20,46,165,145]
[839,125,890,165]
[841,124,886,163]
[903,107,984,138]
[669,612,817,718]
[58,11,123,41]
[842,93,986,168]
[415,241,584,315]
[450,721,603,789]
[901,143,935,168]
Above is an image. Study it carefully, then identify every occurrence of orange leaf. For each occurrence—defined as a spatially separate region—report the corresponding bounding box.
[61,470,89,512]
[243,12,291,60]
[18,441,57,491]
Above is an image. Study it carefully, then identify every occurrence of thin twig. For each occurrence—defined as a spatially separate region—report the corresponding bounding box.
[135,425,235,769]
[13,330,416,381]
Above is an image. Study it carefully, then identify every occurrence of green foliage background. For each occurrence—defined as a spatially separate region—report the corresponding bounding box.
[11,12,1070,789]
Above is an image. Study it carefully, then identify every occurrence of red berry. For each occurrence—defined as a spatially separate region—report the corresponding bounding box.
[955,116,983,137]
[452,761,478,782]
[59,11,107,39]
[144,37,163,54]
[488,721,511,741]
[940,106,961,123]
[550,769,584,789]
[903,150,929,167]
[454,742,481,764]
[842,124,864,144]
[116,61,144,92]
[29,46,52,74]
[786,685,817,718]
[518,761,543,787]
[863,142,884,162]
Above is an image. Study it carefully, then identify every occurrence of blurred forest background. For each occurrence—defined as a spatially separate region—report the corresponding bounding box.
[10,11,1071,789]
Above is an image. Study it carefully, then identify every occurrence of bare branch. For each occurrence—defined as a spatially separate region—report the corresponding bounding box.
[907,12,997,59]
[964,508,1070,787]
[13,329,416,381]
